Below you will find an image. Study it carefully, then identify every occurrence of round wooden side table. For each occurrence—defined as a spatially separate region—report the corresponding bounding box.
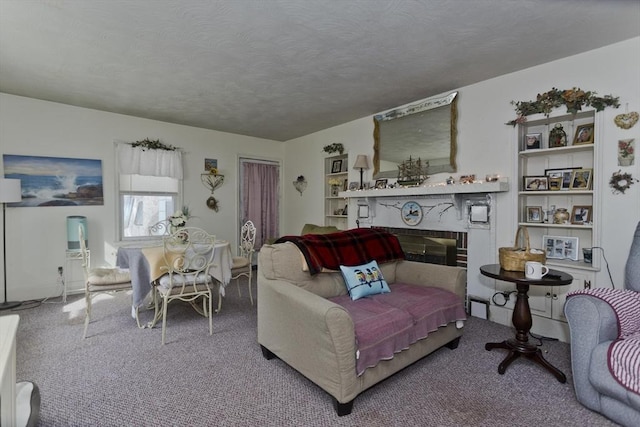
[480,264,573,383]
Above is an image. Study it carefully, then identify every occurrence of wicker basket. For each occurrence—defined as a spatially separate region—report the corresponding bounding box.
[498,226,546,271]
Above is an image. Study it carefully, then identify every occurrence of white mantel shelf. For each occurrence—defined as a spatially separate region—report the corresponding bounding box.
[338,180,509,198]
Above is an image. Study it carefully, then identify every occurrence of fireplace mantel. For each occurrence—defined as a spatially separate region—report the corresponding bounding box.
[339,180,508,199]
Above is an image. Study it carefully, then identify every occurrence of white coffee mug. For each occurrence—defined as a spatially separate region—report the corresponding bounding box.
[525,261,549,280]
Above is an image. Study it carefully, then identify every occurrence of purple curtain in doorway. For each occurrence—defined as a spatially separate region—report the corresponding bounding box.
[242,162,279,248]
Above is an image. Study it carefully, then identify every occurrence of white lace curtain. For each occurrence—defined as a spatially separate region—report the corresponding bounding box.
[116,143,183,179]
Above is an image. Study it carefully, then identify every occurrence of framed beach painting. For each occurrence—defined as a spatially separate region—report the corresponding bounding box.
[3,154,104,207]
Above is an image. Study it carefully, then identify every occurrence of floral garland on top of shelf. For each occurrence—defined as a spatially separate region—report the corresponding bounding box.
[506,87,620,126]
[131,138,178,151]
[322,143,344,155]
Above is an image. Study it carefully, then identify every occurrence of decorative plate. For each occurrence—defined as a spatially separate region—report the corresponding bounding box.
[401,201,423,226]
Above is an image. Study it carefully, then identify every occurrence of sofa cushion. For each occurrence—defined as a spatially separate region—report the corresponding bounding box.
[329,283,466,376]
[340,260,390,300]
[301,223,340,235]
[328,294,414,376]
[259,242,399,298]
[370,283,467,343]
[589,341,640,411]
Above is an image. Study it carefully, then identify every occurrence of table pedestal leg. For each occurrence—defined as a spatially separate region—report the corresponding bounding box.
[485,283,566,383]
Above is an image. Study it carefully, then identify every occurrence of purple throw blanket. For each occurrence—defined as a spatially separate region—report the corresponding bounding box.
[568,288,640,395]
[329,283,467,376]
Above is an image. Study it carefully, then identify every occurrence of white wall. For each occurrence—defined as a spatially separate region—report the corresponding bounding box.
[283,37,640,291]
[0,94,284,301]
[2,37,638,302]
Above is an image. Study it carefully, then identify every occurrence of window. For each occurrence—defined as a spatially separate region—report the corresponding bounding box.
[119,174,180,240]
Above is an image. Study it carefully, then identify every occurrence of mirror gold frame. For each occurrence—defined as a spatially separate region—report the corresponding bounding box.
[373,92,458,178]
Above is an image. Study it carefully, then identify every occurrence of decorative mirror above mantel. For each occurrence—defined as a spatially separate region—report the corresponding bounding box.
[373,92,458,179]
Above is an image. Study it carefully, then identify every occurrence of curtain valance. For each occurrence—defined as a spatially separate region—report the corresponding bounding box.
[116,143,183,179]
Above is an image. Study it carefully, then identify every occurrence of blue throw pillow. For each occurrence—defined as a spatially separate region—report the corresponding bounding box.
[340,260,390,301]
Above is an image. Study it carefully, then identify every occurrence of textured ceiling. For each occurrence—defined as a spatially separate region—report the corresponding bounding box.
[1,0,639,142]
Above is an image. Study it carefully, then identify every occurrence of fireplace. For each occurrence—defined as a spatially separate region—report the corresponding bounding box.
[377,227,467,268]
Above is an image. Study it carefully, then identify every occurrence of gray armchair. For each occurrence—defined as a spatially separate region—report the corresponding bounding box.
[564,221,640,427]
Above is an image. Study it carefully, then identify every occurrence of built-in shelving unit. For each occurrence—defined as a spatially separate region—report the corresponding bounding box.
[324,154,348,229]
[511,109,602,340]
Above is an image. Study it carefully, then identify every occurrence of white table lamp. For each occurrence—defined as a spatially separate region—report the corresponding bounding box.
[353,155,369,190]
[0,178,22,310]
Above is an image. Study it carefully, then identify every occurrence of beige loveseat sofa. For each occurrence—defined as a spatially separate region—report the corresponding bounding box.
[257,241,467,415]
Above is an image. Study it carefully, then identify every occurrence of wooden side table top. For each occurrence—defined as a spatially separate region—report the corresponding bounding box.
[480,264,573,286]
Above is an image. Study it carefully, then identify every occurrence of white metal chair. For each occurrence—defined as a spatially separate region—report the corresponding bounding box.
[79,225,132,339]
[230,220,256,305]
[151,227,218,344]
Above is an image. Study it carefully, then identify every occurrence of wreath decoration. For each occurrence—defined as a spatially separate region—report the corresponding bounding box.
[609,170,638,194]
[506,87,620,126]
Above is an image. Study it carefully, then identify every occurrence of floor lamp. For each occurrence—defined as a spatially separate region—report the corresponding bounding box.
[0,178,22,310]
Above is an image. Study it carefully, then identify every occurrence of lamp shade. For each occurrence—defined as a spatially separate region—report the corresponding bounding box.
[353,155,369,170]
[0,179,22,203]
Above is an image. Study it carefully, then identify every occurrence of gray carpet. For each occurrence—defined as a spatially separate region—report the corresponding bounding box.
[5,280,615,427]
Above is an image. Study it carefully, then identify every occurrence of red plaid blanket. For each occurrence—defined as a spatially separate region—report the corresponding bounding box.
[275,228,405,275]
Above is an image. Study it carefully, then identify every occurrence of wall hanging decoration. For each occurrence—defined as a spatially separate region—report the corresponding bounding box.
[618,139,635,166]
[130,138,178,151]
[322,143,344,155]
[201,168,224,211]
[609,170,638,195]
[379,200,454,223]
[3,154,103,207]
[506,87,620,126]
[293,175,307,196]
[614,111,639,129]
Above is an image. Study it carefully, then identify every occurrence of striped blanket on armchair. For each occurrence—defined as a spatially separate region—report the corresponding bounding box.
[568,288,640,395]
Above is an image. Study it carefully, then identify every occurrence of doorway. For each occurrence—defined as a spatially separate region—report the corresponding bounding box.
[238,158,280,254]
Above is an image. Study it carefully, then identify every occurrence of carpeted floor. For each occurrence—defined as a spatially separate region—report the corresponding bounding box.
[6,279,616,426]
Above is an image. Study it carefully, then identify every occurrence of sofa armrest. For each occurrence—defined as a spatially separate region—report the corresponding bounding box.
[394,261,467,298]
[257,273,359,403]
[564,294,619,411]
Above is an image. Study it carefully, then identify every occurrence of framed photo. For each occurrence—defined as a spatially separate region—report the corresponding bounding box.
[523,175,548,191]
[571,205,592,224]
[524,133,542,150]
[548,177,562,191]
[348,181,359,191]
[570,168,592,190]
[375,178,388,189]
[545,167,579,191]
[526,206,543,223]
[331,159,343,173]
[543,235,580,261]
[573,123,594,145]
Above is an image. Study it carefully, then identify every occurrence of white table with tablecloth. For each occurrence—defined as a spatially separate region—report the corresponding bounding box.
[116,240,233,320]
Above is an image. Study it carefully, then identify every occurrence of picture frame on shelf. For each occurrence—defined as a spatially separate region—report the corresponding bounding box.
[548,177,562,191]
[571,205,592,224]
[348,181,359,191]
[570,168,593,190]
[375,178,388,189]
[573,123,594,145]
[526,206,543,223]
[543,235,580,261]
[523,175,548,191]
[331,159,343,173]
[524,133,542,150]
[545,167,578,191]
